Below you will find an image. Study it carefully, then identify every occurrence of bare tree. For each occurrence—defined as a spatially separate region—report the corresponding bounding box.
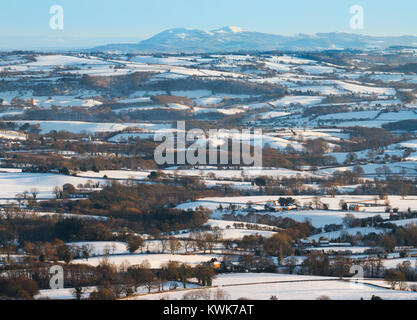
[212,287,230,300]
[53,186,63,199]
[182,290,211,300]
[169,237,182,254]
[15,193,24,209]
[72,286,85,300]
[30,188,39,200]
[160,238,168,253]
[81,244,94,261]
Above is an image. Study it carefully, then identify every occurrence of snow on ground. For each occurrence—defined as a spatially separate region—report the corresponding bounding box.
[376,110,417,121]
[192,106,247,115]
[0,168,22,173]
[316,111,380,121]
[278,211,389,228]
[176,219,279,240]
[205,219,278,231]
[117,97,152,104]
[36,281,201,300]
[11,121,172,134]
[35,287,97,300]
[289,85,345,95]
[298,65,340,75]
[0,55,111,73]
[33,96,102,109]
[313,110,417,127]
[390,218,417,227]
[319,161,417,177]
[66,241,129,256]
[0,110,25,118]
[0,130,26,140]
[15,211,107,221]
[306,246,372,254]
[108,132,155,141]
[383,257,417,269]
[184,129,306,151]
[307,227,388,242]
[163,167,312,180]
[131,273,417,300]
[324,80,396,96]
[213,273,338,285]
[171,90,212,99]
[130,56,200,66]
[270,95,324,107]
[167,103,190,110]
[393,139,417,149]
[266,55,317,65]
[0,172,101,198]
[196,94,254,106]
[175,195,417,227]
[76,170,149,180]
[256,111,291,120]
[71,254,220,269]
[202,179,256,191]
[215,228,277,240]
[210,207,370,228]
[177,195,417,212]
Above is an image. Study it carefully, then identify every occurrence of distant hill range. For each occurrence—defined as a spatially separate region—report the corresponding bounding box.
[93,26,417,53]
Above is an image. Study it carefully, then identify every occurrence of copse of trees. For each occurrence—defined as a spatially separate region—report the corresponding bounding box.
[55,182,217,232]
[127,235,145,253]
[221,212,315,239]
[341,126,396,151]
[88,261,216,299]
[263,233,293,264]
[0,277,39,300]
[0,214,110,247]
[353,178,417,197]
[383,119,417,131]
[261,146,337,169]
[80,72,155,93]
[301,252,355,277]
[7,152,157,173]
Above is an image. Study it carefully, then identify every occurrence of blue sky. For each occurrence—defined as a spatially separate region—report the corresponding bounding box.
[0,0,416,49]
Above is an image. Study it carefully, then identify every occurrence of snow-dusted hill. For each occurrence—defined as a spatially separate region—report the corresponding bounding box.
[94,27,417,53]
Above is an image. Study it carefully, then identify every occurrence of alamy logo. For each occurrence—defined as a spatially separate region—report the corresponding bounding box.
[349,5,364,30]
[50,5,64,30]
[154,121,262,167]
[349,265,364,289]
[49,265,64,289]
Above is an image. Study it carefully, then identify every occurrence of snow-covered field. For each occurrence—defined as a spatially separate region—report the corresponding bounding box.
[163,167,313,180]
[0,172,101,198]
[71,253,220,269]
[76,170,150,180]
[176,195,413,227]
[307,227,388,242]
[11,121,172,134]
[2,50,417,301]
[270,95,324,107]
[130,273,417,300]
[66,241,129,256]
[176,219,280,240]
[383,257,417,269]
[306,246,372,254]
[35,287,97,300]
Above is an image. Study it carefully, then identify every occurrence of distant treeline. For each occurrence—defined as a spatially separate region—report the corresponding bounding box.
[383,119,417,131]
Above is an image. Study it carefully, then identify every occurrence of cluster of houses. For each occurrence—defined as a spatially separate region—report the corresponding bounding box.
[264,200,298,212]
[346,200,387,212]
[243,198,310,213]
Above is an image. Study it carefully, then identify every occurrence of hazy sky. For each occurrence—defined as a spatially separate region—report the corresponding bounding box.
[0,0,416,49]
